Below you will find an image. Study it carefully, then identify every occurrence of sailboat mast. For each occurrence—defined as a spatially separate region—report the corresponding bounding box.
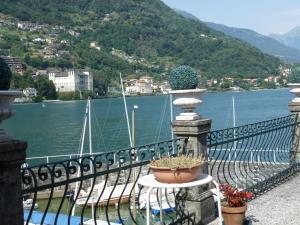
[88,97,95,217]
[233,96,237,150]
[72,100,89,216]
[88,98,93,156]
[232,96,238,187]
[233,96,236,128]
[170,93,174,139]
[120,72,133,147]
[169,93,176,154]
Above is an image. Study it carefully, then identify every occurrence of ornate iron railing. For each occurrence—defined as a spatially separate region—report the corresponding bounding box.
[208,114,300,195]
[22,138,187,225]
[21,114,300,225]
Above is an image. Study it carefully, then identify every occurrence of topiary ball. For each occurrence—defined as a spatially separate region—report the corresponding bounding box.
[169,65,198,90]
[0,57,12,90]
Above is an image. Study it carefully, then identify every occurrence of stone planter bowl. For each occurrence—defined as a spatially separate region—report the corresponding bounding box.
[169,89,206,121]
[149,164,203,183]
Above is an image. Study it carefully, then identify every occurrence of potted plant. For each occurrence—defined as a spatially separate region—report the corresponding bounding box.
[168,65,205,121]
[149,155,205,183]
[0,57,22,142]
[287,67,300,102]
[220,184,253,225]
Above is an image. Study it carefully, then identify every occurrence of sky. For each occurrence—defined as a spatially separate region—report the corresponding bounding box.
[161,0,300,35]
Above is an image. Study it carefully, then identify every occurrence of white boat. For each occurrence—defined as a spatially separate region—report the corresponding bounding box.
[76,181,139,207]
[76,74,137,208]
[139,189,176,215]
[73,75,140,214]
[23,199,38,210]
[151,202,175,215]
[83,219,120,225]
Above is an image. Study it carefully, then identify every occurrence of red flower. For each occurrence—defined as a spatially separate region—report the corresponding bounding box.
[245,192,253,199]
[219,184,253,207]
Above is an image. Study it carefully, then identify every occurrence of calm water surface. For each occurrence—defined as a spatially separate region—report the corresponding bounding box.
[3,89,293,159]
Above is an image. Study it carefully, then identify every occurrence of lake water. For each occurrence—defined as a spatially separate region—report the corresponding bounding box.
[3,89,293,159]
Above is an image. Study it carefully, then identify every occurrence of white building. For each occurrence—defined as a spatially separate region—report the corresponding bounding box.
[23,88,37,97]
[125,79,152,95]
[48,70,93,92]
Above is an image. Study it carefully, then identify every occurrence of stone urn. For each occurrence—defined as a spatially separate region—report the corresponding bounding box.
[169,88,206,121]
[288,83,300,103]
[0,90,22,142]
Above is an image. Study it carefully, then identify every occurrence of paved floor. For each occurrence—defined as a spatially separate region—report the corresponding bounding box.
[209,174,300,225]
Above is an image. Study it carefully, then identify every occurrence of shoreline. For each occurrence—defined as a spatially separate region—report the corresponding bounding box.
[13,87,290,105]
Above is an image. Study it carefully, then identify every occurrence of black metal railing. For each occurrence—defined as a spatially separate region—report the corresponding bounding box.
[22,138,187,225]
[21,114,300,225]
[208,114,300,195]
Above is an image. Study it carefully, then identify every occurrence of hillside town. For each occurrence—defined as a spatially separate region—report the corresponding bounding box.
[0,15,296,103]
[0,54,294,103]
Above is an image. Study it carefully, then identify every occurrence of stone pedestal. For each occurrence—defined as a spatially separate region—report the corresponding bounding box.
[0,140,27,225]
[172,119,215,225]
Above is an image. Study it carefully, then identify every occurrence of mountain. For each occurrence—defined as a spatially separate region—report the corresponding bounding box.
[270,27,300,51]
[0,0,281,85]
[206,22,300,63]
[173,9,199,21]
[175,9,300,63]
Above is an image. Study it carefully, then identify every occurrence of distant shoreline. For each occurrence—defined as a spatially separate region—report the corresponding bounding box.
[13,87,290,105]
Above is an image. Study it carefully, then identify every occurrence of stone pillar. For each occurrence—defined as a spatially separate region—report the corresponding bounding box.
[172,119,215,225]
[0,140,27,225]
[288,102,300,162]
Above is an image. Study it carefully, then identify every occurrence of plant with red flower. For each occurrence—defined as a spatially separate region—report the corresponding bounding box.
[220,184,253,207]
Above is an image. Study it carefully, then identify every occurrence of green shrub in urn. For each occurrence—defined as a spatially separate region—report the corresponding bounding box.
[0,57,12,90]
[169,65,198,90]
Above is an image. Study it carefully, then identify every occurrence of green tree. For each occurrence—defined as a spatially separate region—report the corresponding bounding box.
[11,70,34,89]
[221,79,233,90]
[34,76,57,99]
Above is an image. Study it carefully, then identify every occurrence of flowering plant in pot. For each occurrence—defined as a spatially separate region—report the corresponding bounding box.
[220,184,253,225]
[168,65,205,121]
[149,155,205,183]
[0,57,21,142]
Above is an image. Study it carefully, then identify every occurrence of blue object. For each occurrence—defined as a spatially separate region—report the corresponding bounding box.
[151,207,175,215]
[24,210,87,225]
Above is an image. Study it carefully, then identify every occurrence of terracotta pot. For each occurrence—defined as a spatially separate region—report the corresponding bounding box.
[149,164,202,183]
[221,203,247,225]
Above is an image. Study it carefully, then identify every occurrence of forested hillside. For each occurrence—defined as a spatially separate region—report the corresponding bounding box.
[0,0,281,89]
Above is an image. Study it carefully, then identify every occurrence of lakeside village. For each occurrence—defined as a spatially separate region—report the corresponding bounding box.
[2,55,293,103]
[0,18,295,103]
